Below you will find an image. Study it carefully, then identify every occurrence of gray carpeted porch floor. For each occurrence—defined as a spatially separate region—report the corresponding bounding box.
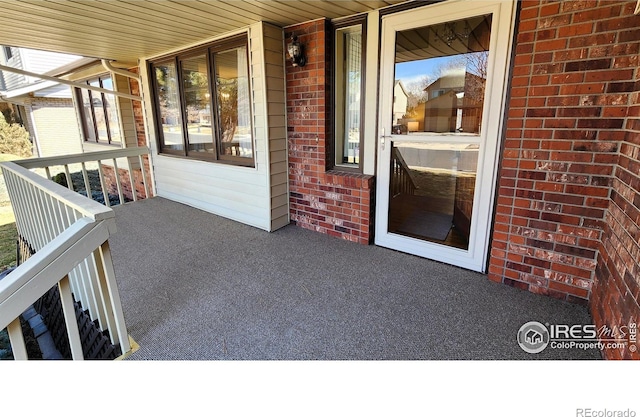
[110,197,600,360]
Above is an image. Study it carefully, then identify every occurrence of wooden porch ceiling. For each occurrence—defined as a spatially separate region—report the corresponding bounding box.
[0,0,407,65]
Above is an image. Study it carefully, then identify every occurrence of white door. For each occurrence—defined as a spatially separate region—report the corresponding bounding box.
[375,0,515,272]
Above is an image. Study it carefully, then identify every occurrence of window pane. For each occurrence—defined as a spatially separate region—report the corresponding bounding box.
[388,141,478,249]
[80,88,96,141]
[153,61,184,151]
[101,77,122,145]
[393,14,492,135]
[214,46,253,159]
[181,54,214,155]
[335,25,362,167]
[89,79,110,142]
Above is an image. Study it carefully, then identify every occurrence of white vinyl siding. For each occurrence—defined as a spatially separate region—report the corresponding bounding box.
[260,23,289,230]
[1,48,26,90]
[20,48,81,80]
[143,22,289,232]
[113,73,137,148]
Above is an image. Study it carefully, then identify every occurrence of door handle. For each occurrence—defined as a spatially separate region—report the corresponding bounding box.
[380,127,390,150]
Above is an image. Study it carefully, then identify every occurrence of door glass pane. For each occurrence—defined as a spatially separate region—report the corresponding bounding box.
[214,46,253,160]
[388,141,478,249]
[181,54,214,155]
[387,14,492,249]
[153,61,184,151]
[335,25,362,167]
[392,14,492,135]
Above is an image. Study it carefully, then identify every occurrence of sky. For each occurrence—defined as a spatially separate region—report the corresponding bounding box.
[394,56,456,88]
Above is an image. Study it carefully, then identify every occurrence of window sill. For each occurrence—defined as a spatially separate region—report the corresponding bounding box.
[156,151,255,169]
[325,170,374,189]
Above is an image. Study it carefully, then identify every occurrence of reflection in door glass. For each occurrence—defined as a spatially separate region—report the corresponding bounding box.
[387,14,492,249]
[388,141,478,249]
[392,14,492,135]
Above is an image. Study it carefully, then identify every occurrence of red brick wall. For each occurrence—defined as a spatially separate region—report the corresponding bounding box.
[591,2,640,359]
[286,20,374,244]
[101,165,151,201]
[100,68,153,202]
[489,0,640,309]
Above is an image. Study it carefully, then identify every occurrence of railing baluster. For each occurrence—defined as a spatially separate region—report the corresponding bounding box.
[49,196,64,237]
[97,241,130,352]
[4,173,22,231]
[9,173,30,247]
[7,318,28,360]
[25,183,45,250]
[96,161,111,208]
[62,205,83,306]
[67,209,92,316]
[63,164,74,192]
[92,246,119,346]
[44,166,51,181]
[138,155,150,199]
[126,156,138,202]
[77,255,100,327]
[86,252,108,331]
[58,275,84,360]
[36,189,54,244]
[81,162,92,201]
[112,158,125,205]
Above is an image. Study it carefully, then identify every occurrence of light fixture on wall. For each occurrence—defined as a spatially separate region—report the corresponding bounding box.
[287,34,306,67]
[435,21,471,47]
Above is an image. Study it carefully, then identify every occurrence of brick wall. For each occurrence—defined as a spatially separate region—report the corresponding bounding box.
[100,69,154,201]
[592,1,640,359]
[286,20,374,244]
[489,0,640,305]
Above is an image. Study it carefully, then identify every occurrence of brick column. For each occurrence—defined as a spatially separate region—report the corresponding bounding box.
[286,20,374,244]
[489,0,640,308]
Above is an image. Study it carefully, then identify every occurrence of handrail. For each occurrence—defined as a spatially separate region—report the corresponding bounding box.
[2,161,114,223]
[0,160,132,359]
[14,146,152,206]
[390,147,418,197]
[0,219,109,328]
[16,147,149,169]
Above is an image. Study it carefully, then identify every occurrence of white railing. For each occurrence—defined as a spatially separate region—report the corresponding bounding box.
[0,150,147,359]
[16,147,152,207]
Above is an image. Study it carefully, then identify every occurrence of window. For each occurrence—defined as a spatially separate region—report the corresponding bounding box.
[333,17,366,170]
[150,34,254,167]
[76,75,122,145]
[3,46,13,60]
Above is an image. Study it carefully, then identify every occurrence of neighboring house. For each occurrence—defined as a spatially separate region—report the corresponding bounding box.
[392,80,409,126]
[411,70,485,133]
[1,46,148,199]
[0,0,639,360]
[0,46,86,156]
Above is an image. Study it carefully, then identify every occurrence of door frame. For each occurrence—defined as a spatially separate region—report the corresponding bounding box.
[374,0,517,272]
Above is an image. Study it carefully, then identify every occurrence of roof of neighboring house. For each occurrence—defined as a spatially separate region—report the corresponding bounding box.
[424,70,484,92]
[394,80,409,98]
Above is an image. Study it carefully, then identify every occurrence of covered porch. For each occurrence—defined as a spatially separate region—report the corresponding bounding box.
[110,197,598,360]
